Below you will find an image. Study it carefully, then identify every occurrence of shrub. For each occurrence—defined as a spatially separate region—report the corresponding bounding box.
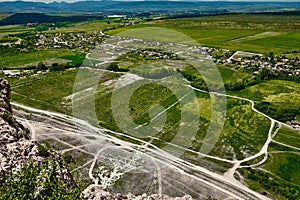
[0,159,87,199]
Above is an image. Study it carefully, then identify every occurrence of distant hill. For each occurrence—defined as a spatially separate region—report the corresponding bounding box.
[0,13,104,25]
[0,1,300,14]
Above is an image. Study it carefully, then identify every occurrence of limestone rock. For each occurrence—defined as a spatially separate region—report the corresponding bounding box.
[0,78,75,193]
[82,184,193,200]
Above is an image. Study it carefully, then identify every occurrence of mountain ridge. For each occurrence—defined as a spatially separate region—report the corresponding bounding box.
[0,1,300,14]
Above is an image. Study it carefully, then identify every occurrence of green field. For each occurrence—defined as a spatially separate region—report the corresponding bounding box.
[240,32,300,52]
[0,20,117,36]
[217,65,250,84]
[153,14,300,31]
[263,152,300,186]
[273,126,300,149]
[0,24,35,38]
[230,79,300,111]
[45,21,119,33]
[0,49,84,69]
[208,98,270,160]
[0,14,11,21]
[229,80,300,122]
[229,80,300,103]
[8,67,271,161]
[107,14,300,54]
[9,69,79,113]
[163,14,300,54]
[239,167,300,199]
[2,12,300,199]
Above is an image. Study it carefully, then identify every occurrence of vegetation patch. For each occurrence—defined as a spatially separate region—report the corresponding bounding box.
[239,168,300,199]
[208,98,270,160]
[263,152,300,186]
[0,49,82,69]
[230,80,300,122]
[273,126,300,150]
[9,69,79,113]
[0,159,87,199]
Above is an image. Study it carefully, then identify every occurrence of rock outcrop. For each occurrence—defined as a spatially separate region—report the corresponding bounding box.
[82,184,193,200]
[0,78,76,196]
[0,78,34,172]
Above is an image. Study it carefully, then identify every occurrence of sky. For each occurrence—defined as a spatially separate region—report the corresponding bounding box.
[1,0,300,2]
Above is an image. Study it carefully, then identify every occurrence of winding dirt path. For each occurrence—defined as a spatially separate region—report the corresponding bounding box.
[12,102,270,200]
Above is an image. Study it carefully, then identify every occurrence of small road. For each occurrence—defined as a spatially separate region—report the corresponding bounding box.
[187,84,295,180]
[227,51,240,62]
[12,102,270,200]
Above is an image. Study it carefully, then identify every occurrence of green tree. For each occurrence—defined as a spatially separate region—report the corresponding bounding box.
[107,62,119,71]
[37,61,47,71]
[50,63,64,71]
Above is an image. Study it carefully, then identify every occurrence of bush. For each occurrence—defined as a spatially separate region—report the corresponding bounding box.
[0,159,87,199]
[107,62,129,72]
[240,168,300,199]
[255,102,300,122]
[50,63,64,72]
[37,62,47,71]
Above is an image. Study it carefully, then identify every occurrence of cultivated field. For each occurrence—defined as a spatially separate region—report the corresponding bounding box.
[107,14,300,54]
[2,13,300,200]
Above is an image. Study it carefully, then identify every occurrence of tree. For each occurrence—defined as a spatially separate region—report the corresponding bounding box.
[0,70,4,78]
[50,63,64,71]
[106,62,129,72]
[107,62,119,71]
[37,61,47,71]
[259,68,271,80]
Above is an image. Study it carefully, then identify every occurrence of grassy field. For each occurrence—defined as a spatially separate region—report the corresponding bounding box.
[107,13,300,54]
[239,124,300,199]
[217,65,250,84]
[273,126,300,149]
[8,65,271,161]
[0,24,35,38]
[91,79,270,160]
[240,32,300,52]
[263,152,300,186]
[0,49,84,69]
[107,25,265,52]
[9,69,79,113]
[230,80,300,108]
[228,80,300,122]
[45,21,119,33]
[0,14,11,21]
[209,98,270,160]
[229,79,300,100]
[154,14,300,31]
[239,167,300,199]
[172,21,299,54]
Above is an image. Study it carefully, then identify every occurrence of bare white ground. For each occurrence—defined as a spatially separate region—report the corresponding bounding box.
[13,102,271,200]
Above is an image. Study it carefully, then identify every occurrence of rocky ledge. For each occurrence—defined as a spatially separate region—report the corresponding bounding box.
[0,78,75,197]
[82,184,192,200]
[0,78,34,172]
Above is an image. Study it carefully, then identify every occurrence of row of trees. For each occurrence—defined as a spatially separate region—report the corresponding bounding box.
[226,68,300,91]
[255,102,300,122]
[9,61,83,72]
